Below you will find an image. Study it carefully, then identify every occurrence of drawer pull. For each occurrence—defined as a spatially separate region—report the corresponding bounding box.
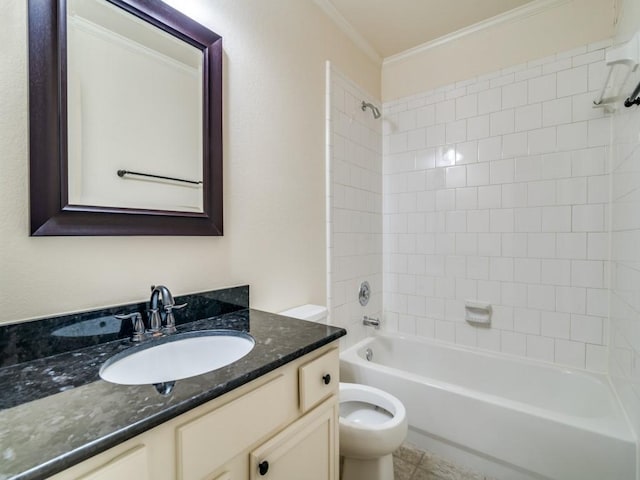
[258,460,269,475]
[322,374,331,385]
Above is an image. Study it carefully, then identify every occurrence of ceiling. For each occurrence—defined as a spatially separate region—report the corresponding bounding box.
[323,0,538,59]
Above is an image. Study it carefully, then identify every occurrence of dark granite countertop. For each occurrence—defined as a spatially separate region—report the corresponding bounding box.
[0,307,345,480]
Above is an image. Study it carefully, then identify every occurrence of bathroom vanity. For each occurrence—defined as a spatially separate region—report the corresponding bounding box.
[51,345,340,480]
[0,286,345,479]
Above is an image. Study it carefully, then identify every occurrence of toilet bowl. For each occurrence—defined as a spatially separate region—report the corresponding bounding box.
[339,382,408,480]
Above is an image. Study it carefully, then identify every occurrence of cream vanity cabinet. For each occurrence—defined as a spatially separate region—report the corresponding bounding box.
[49,344,339,480]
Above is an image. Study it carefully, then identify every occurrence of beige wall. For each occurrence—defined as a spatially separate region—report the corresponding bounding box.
[0,0,380,324]
[382,0,614,101]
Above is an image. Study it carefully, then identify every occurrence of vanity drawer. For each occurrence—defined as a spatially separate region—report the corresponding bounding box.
[176,373,295,480]
[298,348,339,412]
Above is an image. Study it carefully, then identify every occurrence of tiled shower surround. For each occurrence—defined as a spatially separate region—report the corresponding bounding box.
[382,41,614,371]
[327,63,383,348]
[610,54,640,438]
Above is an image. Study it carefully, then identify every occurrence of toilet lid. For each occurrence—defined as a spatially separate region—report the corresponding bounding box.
[340,400,393,425]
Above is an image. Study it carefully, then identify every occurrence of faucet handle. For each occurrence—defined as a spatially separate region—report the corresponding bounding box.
[162,302,186,335]
[115,312,145,342]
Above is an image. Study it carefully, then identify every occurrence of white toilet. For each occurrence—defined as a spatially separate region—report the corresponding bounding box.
[339,382,408,480]
[279,305,408,480]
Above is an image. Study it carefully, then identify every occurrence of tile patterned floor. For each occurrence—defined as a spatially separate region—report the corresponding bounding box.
[393,443,495,480]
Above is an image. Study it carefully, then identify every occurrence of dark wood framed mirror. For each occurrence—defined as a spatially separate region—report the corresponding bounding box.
[28,0,223,236]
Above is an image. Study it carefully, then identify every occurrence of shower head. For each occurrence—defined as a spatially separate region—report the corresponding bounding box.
[361,101,381,119]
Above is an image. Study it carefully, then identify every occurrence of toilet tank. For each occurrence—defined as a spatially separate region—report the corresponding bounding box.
[279,304,328,323]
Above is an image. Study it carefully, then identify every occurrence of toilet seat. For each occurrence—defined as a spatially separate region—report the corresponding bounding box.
[339,383,405,430]
[339,382,408,459]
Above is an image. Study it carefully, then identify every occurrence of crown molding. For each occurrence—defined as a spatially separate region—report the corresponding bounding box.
[384,0,571,66]
[312,0,382,64]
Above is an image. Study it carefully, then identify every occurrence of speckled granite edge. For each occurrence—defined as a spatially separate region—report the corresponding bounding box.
[0,308,346,480]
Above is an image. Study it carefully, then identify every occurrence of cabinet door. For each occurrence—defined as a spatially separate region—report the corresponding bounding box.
[77,445,148,480]
[177,373,296,480]
[208,472,231,480]
[249,398,337,480]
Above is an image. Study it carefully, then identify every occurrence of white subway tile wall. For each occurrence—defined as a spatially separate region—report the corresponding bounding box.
[609,53,640,440]
[327,65,383,348]
[382,43,611,371]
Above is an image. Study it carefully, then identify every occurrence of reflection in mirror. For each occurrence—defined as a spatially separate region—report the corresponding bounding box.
[28,0,223,236]
[67,0,204,213]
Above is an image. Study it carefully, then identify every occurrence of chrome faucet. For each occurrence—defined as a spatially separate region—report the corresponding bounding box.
[363,315,380,329]
[149,285,187,335]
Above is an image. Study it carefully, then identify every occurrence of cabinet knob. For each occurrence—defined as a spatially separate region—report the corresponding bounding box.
[322,373,331,385]
[258,460,269,476]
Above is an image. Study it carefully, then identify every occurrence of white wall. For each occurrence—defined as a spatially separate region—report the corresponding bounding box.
[608,0,640,452]
[0,0,380,324]
[382,40,612,371]
[327,64,382,347]
[382,0,613,101]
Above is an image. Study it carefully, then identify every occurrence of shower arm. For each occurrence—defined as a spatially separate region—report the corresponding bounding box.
[361,101,381,119]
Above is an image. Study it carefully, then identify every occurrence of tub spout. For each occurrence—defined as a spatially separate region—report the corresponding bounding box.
[363,316,380,329]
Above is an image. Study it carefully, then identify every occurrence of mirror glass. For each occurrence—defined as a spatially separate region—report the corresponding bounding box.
[28,0,223,236]
[66,0,204,213]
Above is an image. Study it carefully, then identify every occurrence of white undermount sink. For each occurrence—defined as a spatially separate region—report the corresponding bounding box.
[99,330,255,385]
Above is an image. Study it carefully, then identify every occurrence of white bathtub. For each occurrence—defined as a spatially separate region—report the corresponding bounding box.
[340,333,636,480]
